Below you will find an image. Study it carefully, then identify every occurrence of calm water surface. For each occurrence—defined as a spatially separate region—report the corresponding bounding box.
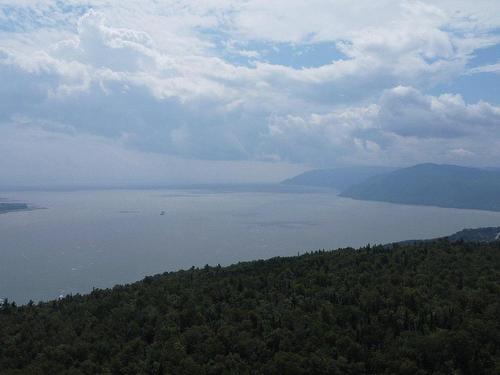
[2,185,500,303]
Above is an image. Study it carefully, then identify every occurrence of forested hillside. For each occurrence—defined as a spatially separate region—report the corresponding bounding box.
[340,163,500,211]
[393,227,500,247]
[1,241,499,374]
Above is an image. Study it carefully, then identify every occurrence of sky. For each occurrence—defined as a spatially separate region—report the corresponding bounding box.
[1,0,500,187]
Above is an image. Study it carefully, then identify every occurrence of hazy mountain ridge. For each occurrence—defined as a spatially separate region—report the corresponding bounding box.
[282,166,396,190]
[339,163,500,211]
[447,227,500,242]
[390,226,500,247]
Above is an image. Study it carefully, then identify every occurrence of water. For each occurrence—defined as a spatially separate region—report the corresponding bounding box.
[1,185,500,304]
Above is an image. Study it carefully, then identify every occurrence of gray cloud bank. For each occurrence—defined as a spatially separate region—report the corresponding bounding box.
[1,1,500,186]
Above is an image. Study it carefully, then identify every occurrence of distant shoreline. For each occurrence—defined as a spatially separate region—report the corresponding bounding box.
[0,202,40,215]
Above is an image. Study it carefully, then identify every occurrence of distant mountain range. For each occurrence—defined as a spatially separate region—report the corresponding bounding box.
[281,166,396,191]
[340,163,500,211]
[283,163,500,212]
[447,227,500,242]
[391,226,500,247]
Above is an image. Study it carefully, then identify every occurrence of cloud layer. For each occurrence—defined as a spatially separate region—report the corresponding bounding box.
[1,1,500,185]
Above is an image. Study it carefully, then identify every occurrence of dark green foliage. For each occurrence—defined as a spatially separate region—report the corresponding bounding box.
[1,241,499,374]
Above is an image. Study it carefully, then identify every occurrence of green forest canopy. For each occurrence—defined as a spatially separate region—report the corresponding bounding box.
[1,240,499,374]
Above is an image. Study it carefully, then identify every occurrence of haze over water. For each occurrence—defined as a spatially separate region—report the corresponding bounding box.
[2,185,500,304]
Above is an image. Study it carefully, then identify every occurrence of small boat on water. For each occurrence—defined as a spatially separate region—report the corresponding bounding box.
[160,211,165,215]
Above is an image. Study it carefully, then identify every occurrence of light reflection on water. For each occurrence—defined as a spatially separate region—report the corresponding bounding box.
[1,185,500,303]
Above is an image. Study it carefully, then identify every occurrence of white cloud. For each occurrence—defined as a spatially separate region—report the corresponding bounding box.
[468,62,500,75]
[448,148,475,158]
[263,86,500,165]
[378,86,500,138]
[2,1,496,98]
[0,0,499,185]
